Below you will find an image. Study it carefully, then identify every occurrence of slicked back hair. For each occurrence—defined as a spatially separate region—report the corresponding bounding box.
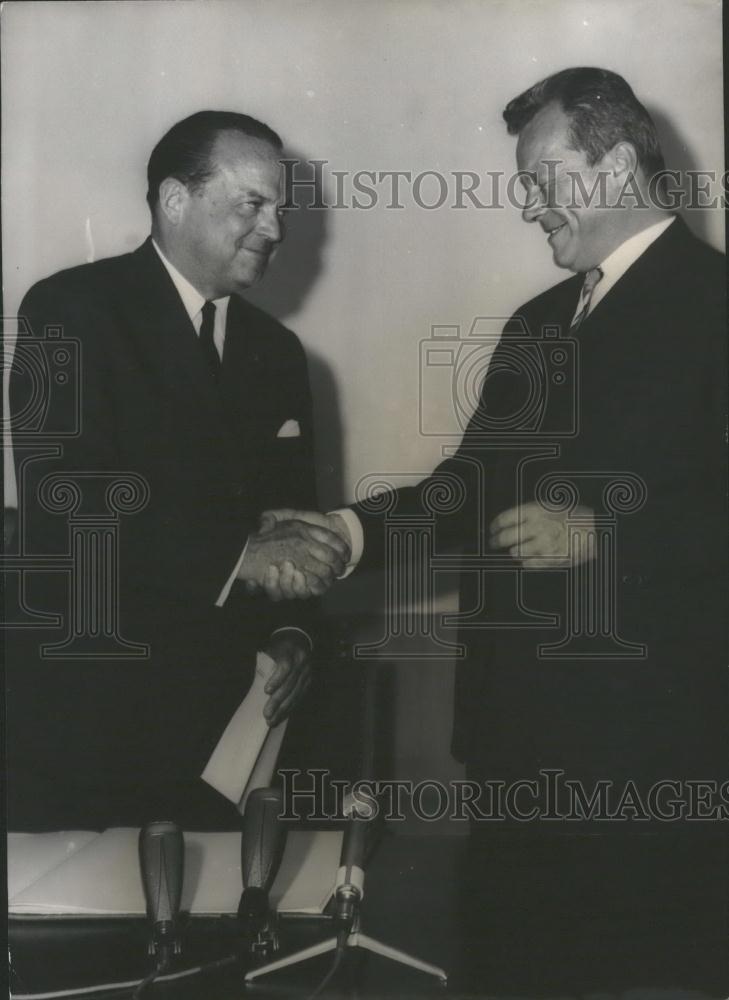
[146,110,283,212]
[503,68,664,177]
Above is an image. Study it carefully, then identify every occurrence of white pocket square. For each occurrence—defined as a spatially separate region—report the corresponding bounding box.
[277,419,301,438]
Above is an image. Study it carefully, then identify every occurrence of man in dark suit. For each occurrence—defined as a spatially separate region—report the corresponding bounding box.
[8,111,349,831]
[262,70,728,993]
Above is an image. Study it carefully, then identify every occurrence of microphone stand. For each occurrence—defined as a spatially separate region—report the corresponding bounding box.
[243,901,448,987]
[245,661,448,989]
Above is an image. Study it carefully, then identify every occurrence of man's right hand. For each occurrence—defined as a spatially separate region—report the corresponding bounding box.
[238,517,350,600]
[242,510,353,601]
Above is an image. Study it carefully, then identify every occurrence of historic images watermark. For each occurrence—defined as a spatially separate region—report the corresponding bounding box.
[280,769,729,825]
[281,159,728,212]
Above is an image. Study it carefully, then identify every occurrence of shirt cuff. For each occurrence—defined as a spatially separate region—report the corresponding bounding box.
[331,508,364,578]
[271,626,314,653]
[215,540,248,607]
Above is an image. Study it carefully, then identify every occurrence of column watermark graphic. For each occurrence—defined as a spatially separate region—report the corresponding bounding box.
[3,316,150,658]
[535,472,647,659]
[36,472,150,658]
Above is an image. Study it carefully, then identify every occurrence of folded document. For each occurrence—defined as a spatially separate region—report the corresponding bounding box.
[201,650,287,808]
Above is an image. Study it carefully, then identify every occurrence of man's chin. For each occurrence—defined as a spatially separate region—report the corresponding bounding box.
[547,229,577,270]
[233,265,268,292]
[551,245,576,271]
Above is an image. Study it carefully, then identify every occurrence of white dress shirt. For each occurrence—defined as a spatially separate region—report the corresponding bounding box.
[152,240,230,356]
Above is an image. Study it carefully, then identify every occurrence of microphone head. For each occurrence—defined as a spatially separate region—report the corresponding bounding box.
[138,821,185,933]
[239,789,286,953]
[240,787,286,894]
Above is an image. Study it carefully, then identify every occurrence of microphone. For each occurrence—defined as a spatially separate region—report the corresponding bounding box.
[238,787,286,954]
[334,791,376,929]
[138,821,185,965]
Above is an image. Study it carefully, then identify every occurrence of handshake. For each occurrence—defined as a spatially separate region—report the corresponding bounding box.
[236,497,599,601]
[237,509,353,601]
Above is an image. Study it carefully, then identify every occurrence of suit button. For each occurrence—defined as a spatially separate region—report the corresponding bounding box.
[621,573,633,585]
[234,486,246,499]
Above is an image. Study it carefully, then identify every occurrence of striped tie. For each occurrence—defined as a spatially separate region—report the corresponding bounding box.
[570,267,603,332]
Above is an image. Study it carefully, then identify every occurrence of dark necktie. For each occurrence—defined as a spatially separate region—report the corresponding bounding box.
[199,300,220,378]
[569,266,603,332]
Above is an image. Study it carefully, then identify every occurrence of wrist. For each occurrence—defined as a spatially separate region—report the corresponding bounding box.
[330,508,363,575]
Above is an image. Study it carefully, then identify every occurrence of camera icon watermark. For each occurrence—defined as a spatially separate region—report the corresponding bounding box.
[3,318,81,439]
[419,316,579,440]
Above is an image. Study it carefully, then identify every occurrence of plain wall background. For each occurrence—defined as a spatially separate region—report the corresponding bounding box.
[4,0,724,502]
[2,0,724,820]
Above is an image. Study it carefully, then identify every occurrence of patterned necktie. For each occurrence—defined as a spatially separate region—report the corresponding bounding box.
[570,266,603,332]
[198,300,220,378]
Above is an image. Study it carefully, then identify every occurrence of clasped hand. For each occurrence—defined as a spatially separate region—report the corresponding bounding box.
[238,511,351,600]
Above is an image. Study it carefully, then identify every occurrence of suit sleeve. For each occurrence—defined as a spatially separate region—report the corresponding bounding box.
[350,323,524,572]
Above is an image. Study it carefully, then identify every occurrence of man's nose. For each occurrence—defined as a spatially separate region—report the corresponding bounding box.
[257,207,283,244]
[522,189,545,224]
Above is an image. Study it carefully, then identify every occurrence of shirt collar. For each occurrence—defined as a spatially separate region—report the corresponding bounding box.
[590,215,675,311]
[151,239,229,322]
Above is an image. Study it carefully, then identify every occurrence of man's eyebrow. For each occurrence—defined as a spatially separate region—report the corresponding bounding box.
[234,186,283,205]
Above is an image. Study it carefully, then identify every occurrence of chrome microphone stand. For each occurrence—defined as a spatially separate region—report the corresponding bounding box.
[243,908,448,986]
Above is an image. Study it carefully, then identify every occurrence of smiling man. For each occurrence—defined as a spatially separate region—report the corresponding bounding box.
[514,96,668,271]
[150,128,283,297]
[8,111,348,831]
[260,69,728,993]
[462,66,728,994]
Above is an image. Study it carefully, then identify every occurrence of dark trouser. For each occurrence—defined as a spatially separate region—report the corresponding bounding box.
[5,612,255,834]
[457,829,729,997]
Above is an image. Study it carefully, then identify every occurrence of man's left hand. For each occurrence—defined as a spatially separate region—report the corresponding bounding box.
[489,501,596,568]
[263,630,312,727]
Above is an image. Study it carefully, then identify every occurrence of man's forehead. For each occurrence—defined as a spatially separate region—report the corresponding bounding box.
[516,102,573,169]
[211,132,281,176]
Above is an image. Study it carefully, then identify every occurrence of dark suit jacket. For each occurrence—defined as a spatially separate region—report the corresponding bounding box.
[355,217,728,801]
[8,238,319,828]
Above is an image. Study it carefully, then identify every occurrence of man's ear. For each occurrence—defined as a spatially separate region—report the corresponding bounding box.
[606,141,639,180]
[157,176,189,225]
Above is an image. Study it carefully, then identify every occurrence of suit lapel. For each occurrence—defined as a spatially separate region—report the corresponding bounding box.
[520,272,582,337]
[219,295,261,421]
[576,215,685,339]
[121,239,239,455]
[556,274,583,332]
[564,218,694,466]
